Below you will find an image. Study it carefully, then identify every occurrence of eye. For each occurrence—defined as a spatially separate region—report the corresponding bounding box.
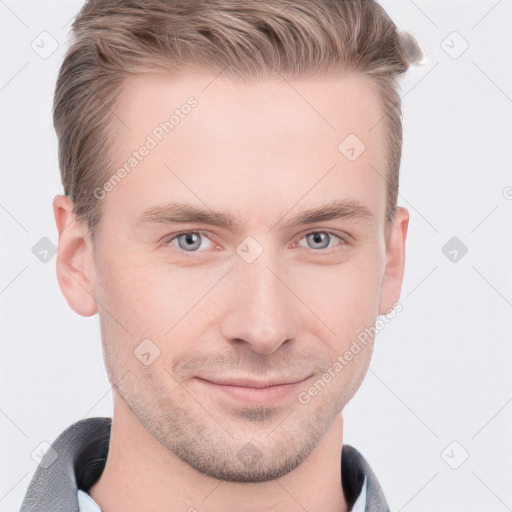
[294,231,347,251]
[162,230,348,254]
[164,231,214,252]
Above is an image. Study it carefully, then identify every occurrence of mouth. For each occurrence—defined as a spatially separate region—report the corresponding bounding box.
[195,375,311,405]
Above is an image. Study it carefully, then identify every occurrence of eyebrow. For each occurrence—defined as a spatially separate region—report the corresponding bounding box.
[135,199,374,232]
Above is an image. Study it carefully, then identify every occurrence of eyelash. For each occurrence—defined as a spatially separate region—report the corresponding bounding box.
[162,230,348,255]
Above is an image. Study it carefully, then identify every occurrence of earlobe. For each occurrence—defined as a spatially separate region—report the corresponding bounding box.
[53,194,98,317]
[378,207,409,316]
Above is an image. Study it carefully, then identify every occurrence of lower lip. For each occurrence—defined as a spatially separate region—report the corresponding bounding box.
[197,378,309,405]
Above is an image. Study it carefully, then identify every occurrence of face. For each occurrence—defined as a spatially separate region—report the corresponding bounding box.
[76,69,407,482]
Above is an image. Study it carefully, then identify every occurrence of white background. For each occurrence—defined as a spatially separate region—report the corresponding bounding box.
[1,1,511,511]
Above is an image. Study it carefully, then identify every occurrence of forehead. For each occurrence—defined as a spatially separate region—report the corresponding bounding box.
[103,69,388,229]
[114,68,384,140]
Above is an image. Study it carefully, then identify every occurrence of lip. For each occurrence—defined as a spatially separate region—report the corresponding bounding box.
[196,376,311,405]
[201,376,310,388]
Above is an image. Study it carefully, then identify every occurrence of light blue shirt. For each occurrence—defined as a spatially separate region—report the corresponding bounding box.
[77,490,102,512]
[352,475,367,512]
[77,475,367,511]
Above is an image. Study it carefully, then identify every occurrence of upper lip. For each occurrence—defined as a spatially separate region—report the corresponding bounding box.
[198,376,311,388]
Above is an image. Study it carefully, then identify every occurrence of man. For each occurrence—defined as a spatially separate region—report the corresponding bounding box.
[21,0,415,510]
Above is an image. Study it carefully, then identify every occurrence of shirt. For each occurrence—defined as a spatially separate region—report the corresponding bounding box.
[77,475,368,511]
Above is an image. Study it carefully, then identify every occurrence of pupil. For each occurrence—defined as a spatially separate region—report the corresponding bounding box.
[310,232,327,248]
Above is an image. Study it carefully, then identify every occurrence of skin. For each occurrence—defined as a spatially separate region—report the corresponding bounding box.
[53,68,408,512]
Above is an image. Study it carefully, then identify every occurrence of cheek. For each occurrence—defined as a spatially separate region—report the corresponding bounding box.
[296,250,382,396]
[342,269,382,331]
[296,251,384,335]
[298,337,374,412]
[95,252,221,378]
[95,248,177,337]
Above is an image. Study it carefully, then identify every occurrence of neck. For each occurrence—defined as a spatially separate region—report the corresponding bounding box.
[89,395,348,512]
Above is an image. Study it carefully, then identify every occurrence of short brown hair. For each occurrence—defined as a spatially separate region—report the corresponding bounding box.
[54,0,410,242]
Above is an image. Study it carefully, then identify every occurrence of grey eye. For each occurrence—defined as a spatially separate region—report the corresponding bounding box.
[176,232,203,251]
[305,232,332,250]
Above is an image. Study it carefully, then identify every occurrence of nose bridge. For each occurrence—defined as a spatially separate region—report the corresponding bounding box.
[220,244,297,354]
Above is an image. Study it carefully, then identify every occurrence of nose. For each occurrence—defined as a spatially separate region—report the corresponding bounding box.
[219,248,299,355]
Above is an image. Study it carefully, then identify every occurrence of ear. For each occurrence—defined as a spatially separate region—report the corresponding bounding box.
[53,194,98,317]
[378,206,409,315]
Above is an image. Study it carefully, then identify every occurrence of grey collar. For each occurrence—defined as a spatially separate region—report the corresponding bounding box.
[20,417,389,512]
